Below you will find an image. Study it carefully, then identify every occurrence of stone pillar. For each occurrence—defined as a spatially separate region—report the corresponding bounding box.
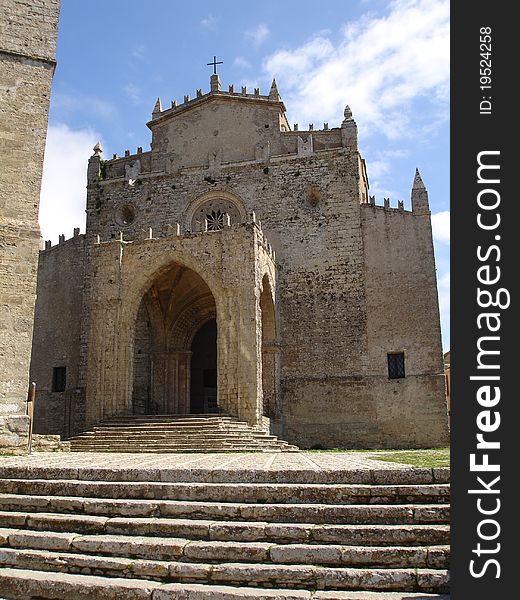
[0,0,60,453]
[150,351,169,414]
[210,74,221,92]
[262,343,280,419]
[167,351,192,414]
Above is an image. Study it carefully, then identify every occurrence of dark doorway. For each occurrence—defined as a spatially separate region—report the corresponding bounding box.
[190,319,217,413]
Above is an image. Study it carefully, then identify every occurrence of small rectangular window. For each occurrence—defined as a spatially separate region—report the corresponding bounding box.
[52,366,66,392]
[387,353,405,379]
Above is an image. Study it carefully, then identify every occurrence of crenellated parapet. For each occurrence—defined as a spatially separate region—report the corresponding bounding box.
[40,227,83,252]
[363,195,409,213]
[91,215,277,264]
[148,76,285,125]
[362,168,430,215]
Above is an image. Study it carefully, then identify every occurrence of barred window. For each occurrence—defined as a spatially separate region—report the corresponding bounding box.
[52,366,66,392]
[387,353,405,379]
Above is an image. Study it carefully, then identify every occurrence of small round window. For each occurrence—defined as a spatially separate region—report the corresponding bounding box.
[115,204,136,227]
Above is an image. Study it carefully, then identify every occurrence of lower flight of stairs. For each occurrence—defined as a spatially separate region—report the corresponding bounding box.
[0,464,450,599]
[67,414,299,453]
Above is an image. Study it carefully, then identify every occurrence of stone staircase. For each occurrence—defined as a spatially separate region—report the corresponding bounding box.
[67,414,299,453]
[0,462,450,599]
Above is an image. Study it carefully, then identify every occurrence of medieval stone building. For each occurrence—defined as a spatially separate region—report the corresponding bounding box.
[30,73,449,449]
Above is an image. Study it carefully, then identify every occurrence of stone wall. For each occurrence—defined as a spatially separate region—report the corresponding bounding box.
[361,202,449,447]
[30,234,86,438]
[0,0,59,453]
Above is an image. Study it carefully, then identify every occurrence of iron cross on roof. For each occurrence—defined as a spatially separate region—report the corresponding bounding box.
[207,55,223,75]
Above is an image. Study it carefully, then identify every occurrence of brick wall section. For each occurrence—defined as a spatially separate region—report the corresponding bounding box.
[0,0,59,453]
[29,235,86,438]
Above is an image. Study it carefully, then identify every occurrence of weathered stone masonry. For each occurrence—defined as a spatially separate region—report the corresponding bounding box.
[0,0,59,453]
[30,74,449,448]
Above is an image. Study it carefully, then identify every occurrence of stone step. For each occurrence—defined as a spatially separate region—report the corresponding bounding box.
[0,569,451,599]
[70,443,298,454]
[0,549,449,592]
[92,422,252,428]
[73,432,283,439]
[68,441,292,448]
[67,446,295,452]
[67,414,299,453]
[0,527,449,569]
[0,464,450,484]
[100,414,235,420]
[97,416,235,423]
[69,437,291,445]
[0,479,450,504]
[0,511,450,546]
[0,494,450,524]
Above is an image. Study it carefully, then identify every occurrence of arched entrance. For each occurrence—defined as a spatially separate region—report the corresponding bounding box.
[190,319,218,413]
[132,262,217,415]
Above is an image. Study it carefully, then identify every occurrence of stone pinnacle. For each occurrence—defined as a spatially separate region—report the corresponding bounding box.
[413,168,426,189]
[269,78,281,101]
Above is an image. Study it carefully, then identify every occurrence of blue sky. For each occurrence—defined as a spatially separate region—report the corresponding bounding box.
[39,0,450,348]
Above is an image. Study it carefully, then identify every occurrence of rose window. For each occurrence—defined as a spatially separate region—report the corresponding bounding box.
[191,198,243,232]
[206,209,225,231]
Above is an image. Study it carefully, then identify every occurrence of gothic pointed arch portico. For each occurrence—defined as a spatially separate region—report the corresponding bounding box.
[132,262,217,415]
[83,222,277,432]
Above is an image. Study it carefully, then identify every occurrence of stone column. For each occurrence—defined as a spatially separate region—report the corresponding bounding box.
[262,343,280,419]
[166,351,192,414]
[150,351,169,414]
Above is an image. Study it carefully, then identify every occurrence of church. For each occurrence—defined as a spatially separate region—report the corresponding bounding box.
[29,71,449,449]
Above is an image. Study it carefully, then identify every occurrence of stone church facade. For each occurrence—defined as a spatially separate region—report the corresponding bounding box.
[30,74,449,449]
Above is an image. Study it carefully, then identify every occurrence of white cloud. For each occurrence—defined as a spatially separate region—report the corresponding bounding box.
[52,91,116,120]
[123,83,142,104]
[131,44,145,59]
[233,56,252,70]
[431,210,450,244]
[200,15,219,31]
[262,0,449,138]
[245,24,270,48]
[39,124,99,244]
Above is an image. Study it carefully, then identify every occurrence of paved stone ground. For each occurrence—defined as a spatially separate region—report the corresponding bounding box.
[0,451,449,485]
[0,451,420,477]
[0,451,413,471]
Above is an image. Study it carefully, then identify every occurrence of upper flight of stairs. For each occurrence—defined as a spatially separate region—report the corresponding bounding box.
[67,414,299,453]
[0,462,450,599]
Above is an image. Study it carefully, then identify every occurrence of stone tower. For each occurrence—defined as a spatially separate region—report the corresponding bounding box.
[0,0,60,453]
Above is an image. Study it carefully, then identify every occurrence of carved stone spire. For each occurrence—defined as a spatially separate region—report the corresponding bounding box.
[341,105,357,149]
[413,168,426,190]
[411,168,429,214]
[269,78,281,101]
[152,97,162,115]
[92,141,103,157]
